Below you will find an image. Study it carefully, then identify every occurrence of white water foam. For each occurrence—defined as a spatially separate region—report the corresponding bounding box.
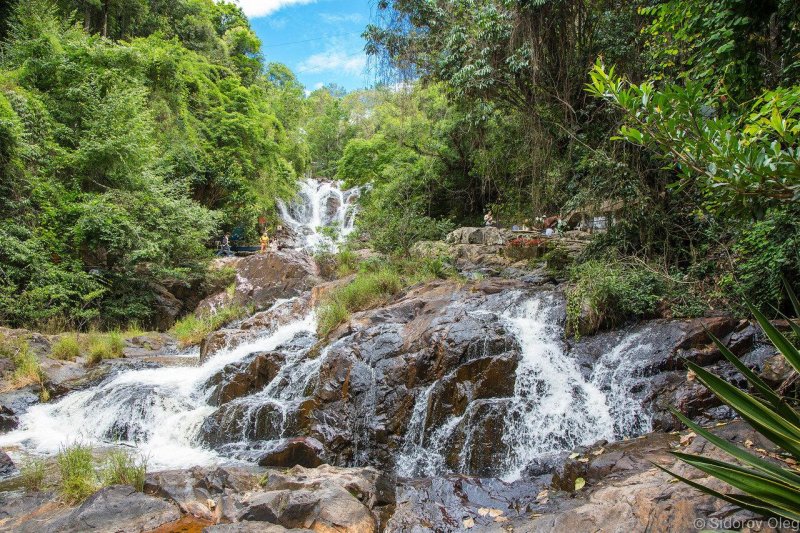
[0,302,316,469]
[278,177,360,252]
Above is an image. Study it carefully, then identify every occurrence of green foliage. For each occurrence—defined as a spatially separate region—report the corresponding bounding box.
[588,63,800,218]
[51,336,80,361]
[566,260,664,336]
[171,304,248,347]
[19,458,46,492]
[662,288,800,520]
[0,334,46,395]
[57,443,97,503]
[101,450,146,492]
[0,0,306,331]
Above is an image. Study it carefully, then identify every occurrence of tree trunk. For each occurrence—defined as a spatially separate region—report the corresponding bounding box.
[84,5,91,32]
[101,0,109,37]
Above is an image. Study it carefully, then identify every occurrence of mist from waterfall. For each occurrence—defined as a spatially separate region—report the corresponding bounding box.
[278,177,361,252]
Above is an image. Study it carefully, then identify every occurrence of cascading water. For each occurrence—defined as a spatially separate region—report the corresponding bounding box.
[397,292,655,481]
[278,177,360,252]
[0,300,317,469]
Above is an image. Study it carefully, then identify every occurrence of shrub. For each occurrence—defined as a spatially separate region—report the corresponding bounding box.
[57,444,97,503]
[20,459,46,492]
[171,305,248,347]
[51,336,81,361]
[101,451,146,492]
[566,259,663,336]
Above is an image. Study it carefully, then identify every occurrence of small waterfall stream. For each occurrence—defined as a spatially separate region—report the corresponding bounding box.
[396,293,654,480]
[278,177,360,251]
[0,301,316,469]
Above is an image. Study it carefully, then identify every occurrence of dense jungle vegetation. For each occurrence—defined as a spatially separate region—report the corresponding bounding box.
[0,0,798,331]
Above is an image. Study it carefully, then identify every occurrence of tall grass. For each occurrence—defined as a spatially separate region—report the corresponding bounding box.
[171,304,248,347]
[20,459,46,491]
[101,450,147,492]
[84,331,125,367]
[51,336,81,361]
[57,443,97,503]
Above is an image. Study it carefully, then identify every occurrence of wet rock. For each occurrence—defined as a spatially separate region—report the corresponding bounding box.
[205,351,286,406]
[257,437,325,468]
[0,450,15,477]
[200,297,311,362]
[386,476,543,532]
[233,251,321,311]
[51,485,181,533]
[0,404,18,432]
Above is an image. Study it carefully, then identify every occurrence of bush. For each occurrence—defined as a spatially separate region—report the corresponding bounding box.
[171,305,248,347]
[51,336,81,361]
[101,451,146,492]
[57,444,97,503]
[566,259,664,336]
[20,459,46,492]
[0,334,46,398]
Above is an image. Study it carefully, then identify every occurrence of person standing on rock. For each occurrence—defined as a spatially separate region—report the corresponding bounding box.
[218,233,233,257]
[484,210,495,227]
[260,231,270,254]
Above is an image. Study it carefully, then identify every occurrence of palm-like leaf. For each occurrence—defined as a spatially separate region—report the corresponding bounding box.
[662,290,800,519]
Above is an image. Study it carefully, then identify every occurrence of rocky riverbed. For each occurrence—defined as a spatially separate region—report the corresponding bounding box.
[0,227,791,532]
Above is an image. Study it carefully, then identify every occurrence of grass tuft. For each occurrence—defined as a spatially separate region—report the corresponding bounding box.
[51,336,81,361]
[101,450,147,492]
[171,305,249,347]
[57,443,97,503]
[20,459,46,492]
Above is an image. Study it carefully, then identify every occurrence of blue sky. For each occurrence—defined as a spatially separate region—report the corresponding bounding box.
[236,0,373,92]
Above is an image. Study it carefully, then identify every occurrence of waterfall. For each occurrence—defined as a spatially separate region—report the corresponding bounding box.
[499,295,615,481]
[278,177,360,252]
[396,293,654,481]
[0,301,317,469]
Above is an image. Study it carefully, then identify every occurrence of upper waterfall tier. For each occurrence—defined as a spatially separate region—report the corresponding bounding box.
[278,178,361,252]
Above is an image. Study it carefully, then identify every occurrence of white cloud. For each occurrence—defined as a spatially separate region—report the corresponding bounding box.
[233,0,317,18]
[298,48,366,75]
[319,13,364,24]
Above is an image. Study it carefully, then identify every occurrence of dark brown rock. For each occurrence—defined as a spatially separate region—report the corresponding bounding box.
[233,251,321,310]
[0,404,18,432]
[257,437,325,468]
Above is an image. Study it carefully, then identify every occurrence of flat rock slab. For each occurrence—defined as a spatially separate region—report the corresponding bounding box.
[49,485,180,533]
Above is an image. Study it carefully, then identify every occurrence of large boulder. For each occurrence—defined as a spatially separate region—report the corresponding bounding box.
[50,485,181,533]
[233,251,321,310]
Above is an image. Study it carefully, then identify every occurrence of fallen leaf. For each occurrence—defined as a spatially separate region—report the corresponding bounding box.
[463,518,475,529]
[744,439,753,448]
[680,432,696,445]
[578,457,589,463]
[536,490,549,501]
[478,508,490,517]
[687,369,696,381]
[575,477,586,491]
[569,452,580,459]
[495,516,509,523]
[592,448,605,456]
[489,509,503,518]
